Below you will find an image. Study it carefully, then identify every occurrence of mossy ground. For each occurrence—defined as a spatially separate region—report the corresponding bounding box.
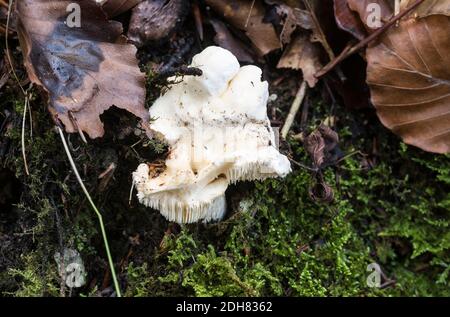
[0,40,449,297]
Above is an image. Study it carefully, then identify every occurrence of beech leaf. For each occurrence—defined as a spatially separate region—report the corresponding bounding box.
[17,0,148,139]
[101,0,143,17]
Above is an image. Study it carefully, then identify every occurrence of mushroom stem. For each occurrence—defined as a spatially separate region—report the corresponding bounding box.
[57,126,122,297]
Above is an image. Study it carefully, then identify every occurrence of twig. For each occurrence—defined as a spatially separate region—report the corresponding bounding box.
[57,126,122,297]
[302,0,334,62]
[281,81,307,139]
[315,0,425,78]
[244,0,255,28]
[288,157,318,172]
[128,180,135,205]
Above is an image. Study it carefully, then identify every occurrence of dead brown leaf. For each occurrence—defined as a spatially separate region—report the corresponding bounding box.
[17,0,148,139]
[265,0,313,44]
[127,0,190,47]
[304,123,340,168]
[304,123,339,203]
[277,34,322,87]
[0,54,9,90]
[347,0,450,26]
[304,128,325,168]
[209,19,255,63]
[206,0,281,55]
[0,3,16,37]
[367,14,450,153]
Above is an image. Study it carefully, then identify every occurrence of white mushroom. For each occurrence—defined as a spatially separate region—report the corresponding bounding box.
[133,46,291,223]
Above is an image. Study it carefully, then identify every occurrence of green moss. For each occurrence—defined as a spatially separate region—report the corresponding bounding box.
[124,263,155,297]
[2,81,448,297]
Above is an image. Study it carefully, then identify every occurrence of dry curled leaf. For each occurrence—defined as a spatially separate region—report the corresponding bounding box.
[127,0,189,47]
[206,0,281,55]
[347,0,393,31]
[400,0,450,18]
[308,178,334,203]
[304,129,325,168]
[17,0,148,139]
[101,0,143,17]
[304,124,339,168]
[367,14,450,153]
[265,0,313,44]
[277,34,322,88]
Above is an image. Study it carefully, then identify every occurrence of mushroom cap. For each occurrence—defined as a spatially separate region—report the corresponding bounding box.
[133,46,291,224]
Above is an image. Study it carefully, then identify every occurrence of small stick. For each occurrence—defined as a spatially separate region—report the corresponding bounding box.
[281,81,307,139]
[288,156,318,172]
[28,97,33,139]
[68,111,87,144]
[128,180,135,205]
[244,0,255,28]
[21,90,30,175]
[315,0,425,78]
[57,126,122,297]
[302,0,335,62]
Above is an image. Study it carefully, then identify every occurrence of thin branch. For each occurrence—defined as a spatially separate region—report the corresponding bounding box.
[28,100,33,139]
[57,126,122,297]
[128,180,135,205]
[281,81,307,139]
[315,0,426,78]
